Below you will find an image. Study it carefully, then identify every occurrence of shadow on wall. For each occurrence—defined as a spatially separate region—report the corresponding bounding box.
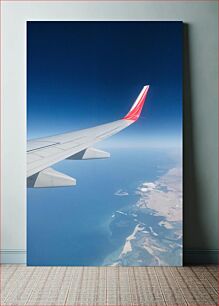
[183,24,212,264]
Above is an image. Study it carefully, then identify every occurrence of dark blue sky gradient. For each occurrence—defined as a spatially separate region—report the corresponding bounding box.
[27,21,182,147]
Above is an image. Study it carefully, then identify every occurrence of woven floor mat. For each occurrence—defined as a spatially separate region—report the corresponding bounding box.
[1,265,218,305]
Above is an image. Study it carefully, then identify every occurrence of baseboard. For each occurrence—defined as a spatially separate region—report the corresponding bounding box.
[0,250,26,264]
[183,249,218,265]
[1,249,218,265]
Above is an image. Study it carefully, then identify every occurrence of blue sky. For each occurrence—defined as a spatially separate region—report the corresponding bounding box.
[27,21,182,148]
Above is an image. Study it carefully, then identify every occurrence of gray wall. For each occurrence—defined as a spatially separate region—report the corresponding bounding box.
[1,1,218,264]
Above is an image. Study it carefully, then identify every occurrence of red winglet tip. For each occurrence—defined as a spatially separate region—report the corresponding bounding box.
[123,85,149,121]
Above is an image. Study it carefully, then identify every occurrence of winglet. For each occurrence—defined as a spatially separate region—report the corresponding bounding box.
[123,85,149,121]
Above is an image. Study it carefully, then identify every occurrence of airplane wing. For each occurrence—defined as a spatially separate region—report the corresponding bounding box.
[27,85,149,187]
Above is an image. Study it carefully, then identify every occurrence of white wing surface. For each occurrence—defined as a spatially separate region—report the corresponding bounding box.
[27,85,149,187]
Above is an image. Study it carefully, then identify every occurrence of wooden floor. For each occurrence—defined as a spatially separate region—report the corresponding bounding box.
[1,265,218,305]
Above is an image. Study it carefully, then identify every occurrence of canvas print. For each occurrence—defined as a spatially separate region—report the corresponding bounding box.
[27,21,182,266]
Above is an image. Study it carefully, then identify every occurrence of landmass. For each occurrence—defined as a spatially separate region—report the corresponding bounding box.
[114,189,129,196]
[104,166,182,266]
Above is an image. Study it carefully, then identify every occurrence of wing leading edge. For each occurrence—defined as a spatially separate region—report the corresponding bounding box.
[27,85,150,188]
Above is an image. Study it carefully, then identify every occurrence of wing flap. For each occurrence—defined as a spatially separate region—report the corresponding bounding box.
[67,147,110,160]
[27,167,76,188]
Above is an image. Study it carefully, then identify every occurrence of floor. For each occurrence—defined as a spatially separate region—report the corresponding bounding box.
[1,265,218,305]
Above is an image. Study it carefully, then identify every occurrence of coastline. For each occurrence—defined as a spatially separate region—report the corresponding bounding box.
[102,163,182,266]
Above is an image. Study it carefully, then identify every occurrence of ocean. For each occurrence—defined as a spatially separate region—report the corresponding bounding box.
[27,147,180,266]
